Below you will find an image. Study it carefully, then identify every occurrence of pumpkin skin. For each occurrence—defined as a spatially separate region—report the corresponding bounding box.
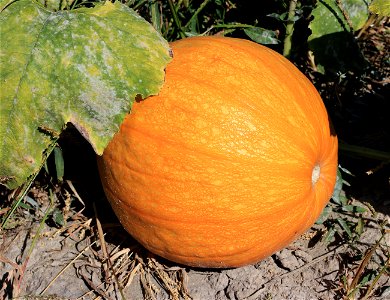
[97,36,338,268]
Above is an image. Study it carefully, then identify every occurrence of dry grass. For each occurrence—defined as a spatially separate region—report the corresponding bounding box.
[1,174,389,299]
[1,178,194,300]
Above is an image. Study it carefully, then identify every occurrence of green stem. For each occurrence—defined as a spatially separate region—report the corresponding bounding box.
[184,0,211,28]
[213,23,257,29]
[1,176,35,229]
[339,142,390,161]
[167,0,186,39]
[336,0,354,32]
[362,254,389,299]
[283,0,298,58]
[149,0,161,32]
[1,139,59,229]
[202,23,257,36]
[132,0,148,10]
[27,189,55,258]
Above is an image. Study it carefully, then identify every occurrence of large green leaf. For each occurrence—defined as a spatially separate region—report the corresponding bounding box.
[309,0,370,40]
[308,0,369,73]
[0,0,171,189]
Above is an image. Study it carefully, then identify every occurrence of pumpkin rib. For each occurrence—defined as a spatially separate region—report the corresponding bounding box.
[98,36,338,268]
[103,182,315,225]
[103,150,324,222]
[134,219,314,267]
[144,239,262,260]
[123,125,259,164]
[124,128,309,168]
[104,153,239,187]
[127,97,319,166]
[148,72,268,127]
[187,37,326,133]
[127,121,273,165]
[131,56,322,163]
[111,211,310,260]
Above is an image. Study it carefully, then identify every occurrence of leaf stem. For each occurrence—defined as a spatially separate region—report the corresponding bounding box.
[27,189,55,258]
[1,176,35,229]
[283,0,298,57]
[335,0,354,32]
[357,14,376,39]
[339,142,390,161]
[167,0,186,38]
[1,139,59,229]
[362,255,389,299]
[133,0,148,10]
[213,23,257,29]
[184,0,211,28]
[149,0,162,32]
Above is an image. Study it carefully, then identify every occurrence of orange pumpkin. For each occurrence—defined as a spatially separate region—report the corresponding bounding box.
[97,36,338,268]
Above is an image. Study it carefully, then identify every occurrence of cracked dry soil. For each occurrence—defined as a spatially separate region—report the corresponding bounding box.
[1,194,389,300]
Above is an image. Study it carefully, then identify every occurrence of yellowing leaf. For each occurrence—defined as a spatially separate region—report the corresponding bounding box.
[0,0,172,189]
[369,0,390,16]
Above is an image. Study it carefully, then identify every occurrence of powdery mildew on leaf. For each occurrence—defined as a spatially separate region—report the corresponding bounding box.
[309,0,370,41]
[307,0,369,74]
[0,0,171,189]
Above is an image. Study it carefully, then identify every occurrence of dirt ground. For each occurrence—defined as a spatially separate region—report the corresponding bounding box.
[1,190,389,300]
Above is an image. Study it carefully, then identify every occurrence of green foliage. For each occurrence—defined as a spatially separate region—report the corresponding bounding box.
[243,27,279,45]
[369,0,390,16]
[0,0,171,189]
[318,166,368,244]
[53,146,64,182]
[331,167,345,204]
[130,0,281,44]
[341,232,390,300]
[308,0,370,74]
[310,0,370,38]
[52,207,65,227]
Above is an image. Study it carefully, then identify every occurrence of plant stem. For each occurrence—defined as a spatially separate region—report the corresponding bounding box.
[184,0,211,28]
[336,0,354,32]
[362,251,389,299]
[1,178,34,229]
[213,23,257,29]
[149,0,162,32]
[357,14,376,39]
[339,142,390,161]
[167,0,186,39]
[283,0,298,58]
[27,189,55,258]
[0,139,59,229]
[202,23,257,36]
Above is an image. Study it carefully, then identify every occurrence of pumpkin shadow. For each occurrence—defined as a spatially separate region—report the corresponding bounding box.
[299,7,389,218]
[308,31,368,75]
[57,124,109,218]
[327,85,390,216]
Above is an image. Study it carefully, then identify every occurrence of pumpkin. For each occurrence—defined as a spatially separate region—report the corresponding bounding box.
[97,36,338,268]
